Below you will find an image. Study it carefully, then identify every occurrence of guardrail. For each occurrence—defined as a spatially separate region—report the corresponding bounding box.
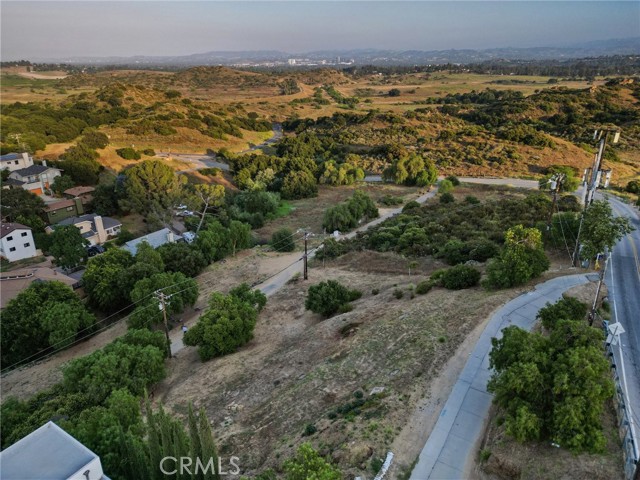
[602,315,638,480]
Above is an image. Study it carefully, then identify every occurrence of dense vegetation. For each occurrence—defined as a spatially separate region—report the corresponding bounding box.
[488,297,613,453]
[305,280,362,317]
[184,284,266,361]
[322,190,378,233]
[1,281,96,369]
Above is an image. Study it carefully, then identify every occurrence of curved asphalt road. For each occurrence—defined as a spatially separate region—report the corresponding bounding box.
[603,195,640,460]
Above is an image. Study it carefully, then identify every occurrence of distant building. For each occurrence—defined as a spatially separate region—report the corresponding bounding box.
[46,214,121,246]
[0,223,37,262]
[0,421,110,480]
[0,152,34,172]
[122,227,180,255]
[7,161,62,196]
[43,198,85,224]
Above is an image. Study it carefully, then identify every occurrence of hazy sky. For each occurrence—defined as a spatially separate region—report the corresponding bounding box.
[1,1,639,59]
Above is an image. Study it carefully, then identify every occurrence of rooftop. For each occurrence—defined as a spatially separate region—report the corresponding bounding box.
[56,214,121,231]
[0,421,109,480]
[0,267,77,309]
[64,186,96,197]
[43,199,76,212]
[0,153,23,162]
[123,227,180,255]
[11,164,57,177]
[1,223,31,239]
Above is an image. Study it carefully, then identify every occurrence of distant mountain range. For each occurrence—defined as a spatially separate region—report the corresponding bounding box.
[32,37,640,66]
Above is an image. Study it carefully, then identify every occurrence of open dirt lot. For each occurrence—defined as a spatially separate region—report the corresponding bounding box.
[154,249,578,478]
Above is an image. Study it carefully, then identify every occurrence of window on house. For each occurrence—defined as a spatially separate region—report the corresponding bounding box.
[9,247,16,252]
[24,243,30,248]
[21,232,27,237]
[7,236,13,241]
[14,160,18,165]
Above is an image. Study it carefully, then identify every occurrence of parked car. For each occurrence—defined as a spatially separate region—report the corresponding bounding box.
[177,210,194,217]
[175,204,187,210]
[87,245,106,257]
[183,231,196,244]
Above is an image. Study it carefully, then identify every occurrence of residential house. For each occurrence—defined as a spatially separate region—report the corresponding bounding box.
[123,227,180,255]
[0,152,34,172]
[47,214,121,246]
[8,161,62,195]
[0,421,110,480]
[1,268,78,308]
[0,223,37,262]
[43,198,85,224]
[63,186,96,207]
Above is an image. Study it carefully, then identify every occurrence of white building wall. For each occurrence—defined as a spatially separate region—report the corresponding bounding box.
[0,229,37,262]
[67,457,105,480]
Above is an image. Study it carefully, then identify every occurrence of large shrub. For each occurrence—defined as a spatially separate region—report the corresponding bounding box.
[305,280,362,317]
[271,228,296,252]
[183,286,265,361]
[440,264,481,289]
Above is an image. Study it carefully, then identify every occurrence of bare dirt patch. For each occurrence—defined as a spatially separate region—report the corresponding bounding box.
[154,250,561,478]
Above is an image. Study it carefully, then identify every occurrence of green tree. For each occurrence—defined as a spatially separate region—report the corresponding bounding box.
[580,200,633,262]
[229,283,267,312]
[1,281,96,368]
[83,248,135,311]
[40,302,95,349]
[59,144,102,185]
[157,242,207,277]
[283,443,342,480]
[228,220,252,256]
[439,179,454,194]
[305,280,362,317]
[90,181,120,216]
[128,272,198,329]
[192,183,225,233]
[63,339,166,404]
[271,228,296,252]
[183,291,260,361]
[49,225,89,270]
[50,175,75,196]
[119,160,187,219]
[485,225,549,289]
[194,221,230,263]
[281,170,318,200]
[537,296,587,330]
[79,130,109,150]
[383,153,438,187]
[439,264,481,289]
[0,188,45,222]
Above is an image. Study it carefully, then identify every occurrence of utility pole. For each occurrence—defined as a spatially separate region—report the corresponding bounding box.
[303,232,309,280]
[546,173,565,233]
[572,128,620,267]
[155,290,172,358]
[589,251,608,326]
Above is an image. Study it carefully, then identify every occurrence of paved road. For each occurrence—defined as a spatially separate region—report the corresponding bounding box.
[363,175,540,191]
[603,194,640,459]
[410,273,594,480]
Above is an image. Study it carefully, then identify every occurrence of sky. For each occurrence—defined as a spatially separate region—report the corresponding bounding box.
[1,1,639,60]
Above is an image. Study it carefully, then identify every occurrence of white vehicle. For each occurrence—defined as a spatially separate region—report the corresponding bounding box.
[177,210,194,217]
[175,204,188,210]
[183,231,196,244]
